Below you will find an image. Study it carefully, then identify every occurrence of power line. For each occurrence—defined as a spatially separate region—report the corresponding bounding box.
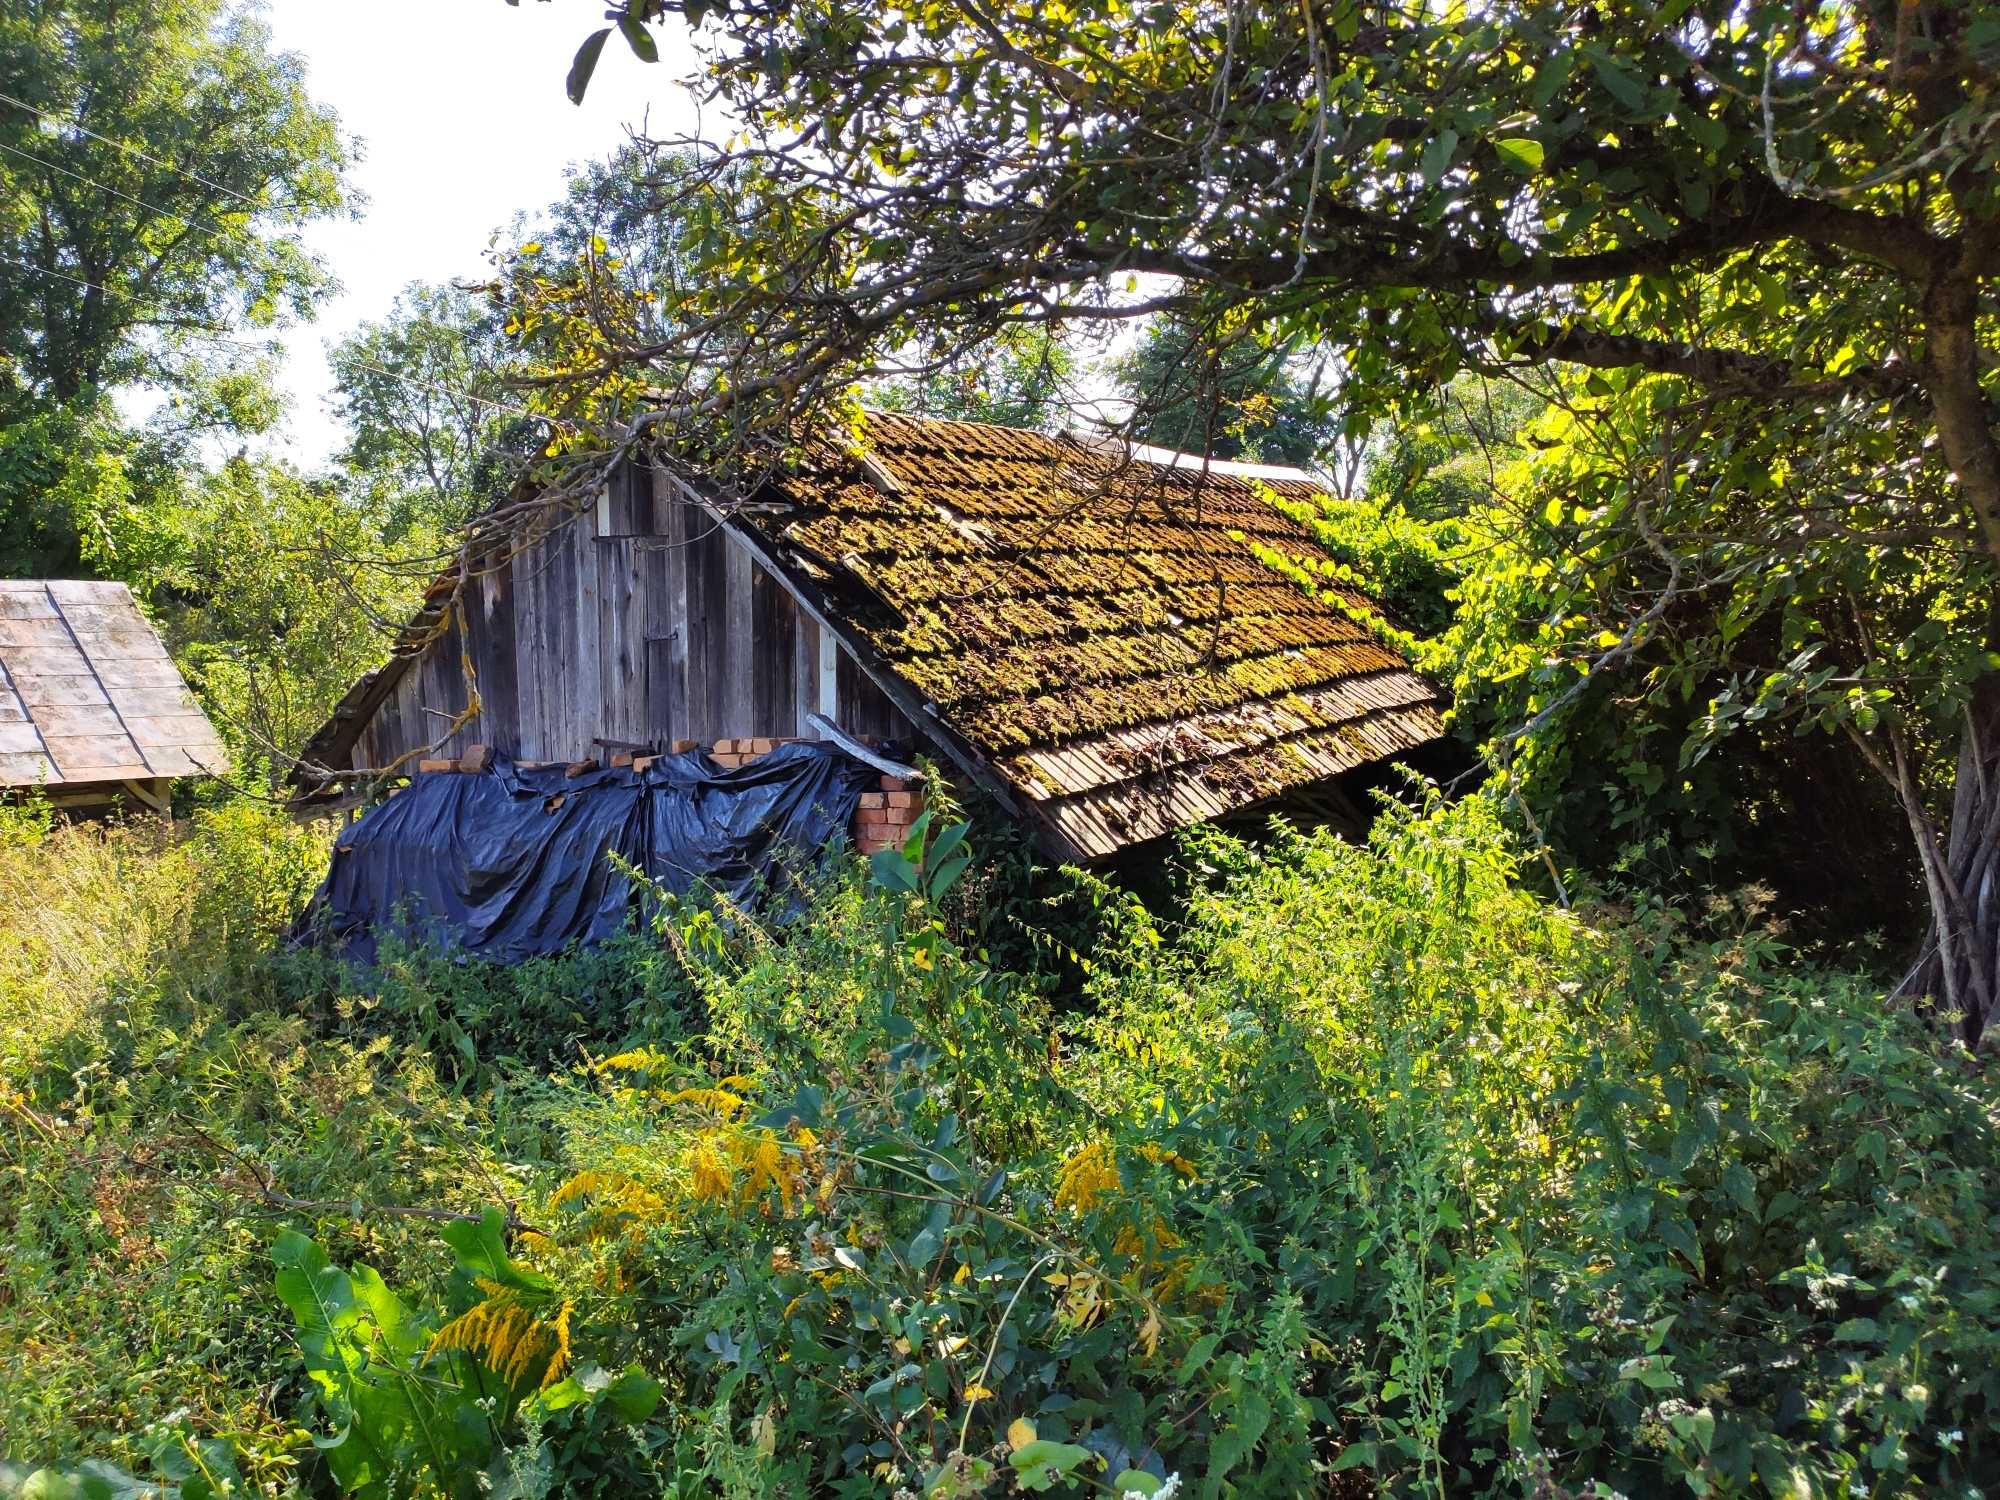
[0,248,110,296]
[3,254,548,429]
[344,355,565,429]
[0,251,282,357]
[0,86,266,212]
[0,139,246,237]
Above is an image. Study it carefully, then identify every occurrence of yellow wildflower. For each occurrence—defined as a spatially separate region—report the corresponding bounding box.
[664,1086,747,1119]
[1054,1140,1120,1213]
[427,1288,570,1390]
[550,1169,669,1243]
[1135,1143,1199,1181]
[688,1137,734,1201]
[598,1046,673,1075]
[738,1129,800,1214]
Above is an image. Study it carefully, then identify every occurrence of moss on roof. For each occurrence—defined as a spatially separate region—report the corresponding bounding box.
[750,409,1444,857]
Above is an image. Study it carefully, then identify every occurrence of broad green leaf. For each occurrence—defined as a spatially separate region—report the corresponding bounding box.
[1009,1441,1096,1492]
[566,28,612,105]
[1420,129,1459,185]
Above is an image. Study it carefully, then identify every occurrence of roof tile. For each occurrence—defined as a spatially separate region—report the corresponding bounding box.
[749,411,1443,857]
[0,581,225,788]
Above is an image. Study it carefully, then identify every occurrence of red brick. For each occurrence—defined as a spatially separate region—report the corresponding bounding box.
[857,791,888,809]
[610,751,635,768]
[880,774,909,793]
[671,739,699,754]
[417,758,456,774]
[460,744,492,773]
[883,790,920,809]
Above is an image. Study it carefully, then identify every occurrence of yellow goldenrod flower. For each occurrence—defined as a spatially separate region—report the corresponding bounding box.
[1135,1142,1199,1181]
[688,1138,734,1202]
[1054,1140,1120,1213]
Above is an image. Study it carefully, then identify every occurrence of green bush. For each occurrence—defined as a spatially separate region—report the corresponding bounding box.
[7,798,1998,1496]
[193,803,1998,1497]
[0,805,521,1487]
[275,926,699,1085]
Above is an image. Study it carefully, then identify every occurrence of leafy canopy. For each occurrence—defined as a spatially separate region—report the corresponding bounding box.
[0,0,347,406]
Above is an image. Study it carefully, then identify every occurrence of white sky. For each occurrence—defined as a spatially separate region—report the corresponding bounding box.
[259,0,701,467]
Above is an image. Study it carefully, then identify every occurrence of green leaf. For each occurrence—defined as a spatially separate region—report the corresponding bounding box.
[1617,1355,1681,1391]
[602,1364,664,1423]
[926,850,973,901]
[440,1208,554,1295]
[869,847,921,894]
[618,13,659,62]
[1111,1471,1162,1496]
[1174,1331,1221,1381]
[1420,129,1459,185]
[1009,1441,1095,1491]
[1330,1442,1377,1472]
[1589,49,1651,112]
[566,28,612,105]
[1492,137,1544,174]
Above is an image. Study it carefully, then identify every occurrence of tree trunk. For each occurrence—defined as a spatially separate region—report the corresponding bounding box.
[1904,261,2000,1046]
[1897,661,2000,1049]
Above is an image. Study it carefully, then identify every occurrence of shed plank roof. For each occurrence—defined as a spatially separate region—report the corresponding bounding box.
[297,411,1444,859]
[742,410,1444,859]
[0,581,226,788]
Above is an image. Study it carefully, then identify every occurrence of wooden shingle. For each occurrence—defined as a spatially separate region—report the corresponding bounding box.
[0,581,226,790]
[737,411,1447,859]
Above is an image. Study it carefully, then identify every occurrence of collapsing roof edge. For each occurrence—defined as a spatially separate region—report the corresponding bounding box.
[742,410,1444,859]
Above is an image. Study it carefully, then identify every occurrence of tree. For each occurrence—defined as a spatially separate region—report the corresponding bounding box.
[0,0,347,568]
[329,146,723,530]
[1110,314,1343,466]
[330,282,533,531]
[535,2,2000,1042]
[1362,374,1543,521]
[97,456,430,771]
[869,324,1075,429]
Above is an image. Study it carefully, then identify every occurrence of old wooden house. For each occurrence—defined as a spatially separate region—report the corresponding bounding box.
[0,580,227,811]
[296,411,1445,862]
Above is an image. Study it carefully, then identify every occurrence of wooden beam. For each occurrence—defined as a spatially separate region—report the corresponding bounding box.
[119,777,171,814]
[804,713,924,782]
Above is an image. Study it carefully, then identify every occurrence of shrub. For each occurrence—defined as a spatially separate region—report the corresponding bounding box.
[242,804,2000,1496]
[8,799,1999,1496]
[276,926,699,1085]
[0,803,518,1485]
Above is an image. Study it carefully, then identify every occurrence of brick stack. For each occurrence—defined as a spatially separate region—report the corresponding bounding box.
[413,738,925,855]
[706,736,926,852]
[853,775,925,854]
[707,737,786,769]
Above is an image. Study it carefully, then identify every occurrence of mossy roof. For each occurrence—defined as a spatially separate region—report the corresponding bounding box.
[744,410,1444,859]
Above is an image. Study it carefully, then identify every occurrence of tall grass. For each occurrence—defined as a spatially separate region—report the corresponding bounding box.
[0,800,324,1084]
[0,802,515,1482]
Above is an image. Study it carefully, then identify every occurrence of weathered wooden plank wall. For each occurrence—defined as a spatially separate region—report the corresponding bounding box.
[351,458,910,768]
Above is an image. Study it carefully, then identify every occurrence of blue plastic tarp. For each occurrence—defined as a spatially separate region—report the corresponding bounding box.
[299,741,875,964]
